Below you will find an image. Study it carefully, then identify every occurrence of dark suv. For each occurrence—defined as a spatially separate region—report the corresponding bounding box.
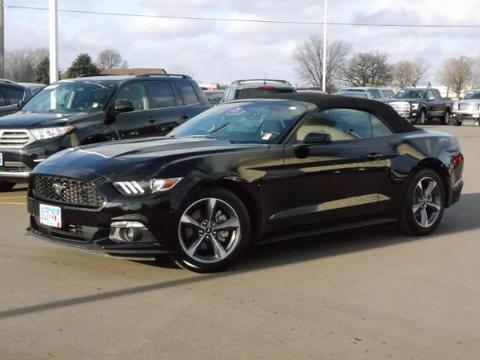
[222,79,296,102]
[0,74,209,191]
[0,80,33,117]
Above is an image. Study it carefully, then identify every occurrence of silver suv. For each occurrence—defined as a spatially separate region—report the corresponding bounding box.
[452,89,480,126]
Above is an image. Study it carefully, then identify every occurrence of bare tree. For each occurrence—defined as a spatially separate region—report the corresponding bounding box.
[96,49,124,69]
[392,59,428,88]
[343,51,392,87]
[438,56,474,98]
[293,35,351,93]
[5,48,48,82]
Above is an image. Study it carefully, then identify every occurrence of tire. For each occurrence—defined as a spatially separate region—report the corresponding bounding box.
[0,182,15,192]
[441,111,450,125]
[173,188,251,272]
[399,169,445,236]
[418,109,428,125]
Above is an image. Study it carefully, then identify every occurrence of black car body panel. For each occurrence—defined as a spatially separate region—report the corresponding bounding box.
[27,94,464,259]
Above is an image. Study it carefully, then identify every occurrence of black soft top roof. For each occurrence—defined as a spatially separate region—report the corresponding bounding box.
[253,93,418,134]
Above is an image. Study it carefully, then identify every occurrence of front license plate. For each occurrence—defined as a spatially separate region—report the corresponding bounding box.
[39,204,62,228]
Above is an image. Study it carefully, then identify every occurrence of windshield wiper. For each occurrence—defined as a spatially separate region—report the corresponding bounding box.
[207,122,230,135]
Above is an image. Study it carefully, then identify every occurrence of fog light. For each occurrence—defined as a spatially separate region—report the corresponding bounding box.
[109,221,147,243]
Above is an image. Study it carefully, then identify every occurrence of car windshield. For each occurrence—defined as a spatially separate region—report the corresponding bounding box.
[463,91,480,100]
[22,80,117,113]
[395,89,426,99]
[382,90,395,98]
[170,101,308,144]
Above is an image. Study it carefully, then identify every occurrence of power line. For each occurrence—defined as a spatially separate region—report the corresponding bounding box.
[5,4,480,28]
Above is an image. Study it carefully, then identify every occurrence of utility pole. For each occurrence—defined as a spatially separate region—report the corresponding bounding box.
[322,0,327,93]
[0,0,5,78]
[49,0,58,83]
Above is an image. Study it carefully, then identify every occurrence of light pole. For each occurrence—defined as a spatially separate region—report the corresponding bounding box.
[0,0,4,78]
[49,0,58,83]
[322,0,327,92]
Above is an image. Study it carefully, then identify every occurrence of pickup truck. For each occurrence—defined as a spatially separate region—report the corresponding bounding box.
[388,88,453,125]
[451,89,480,126]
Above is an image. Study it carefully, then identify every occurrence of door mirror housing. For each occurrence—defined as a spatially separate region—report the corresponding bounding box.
[427,96,435,102]
[114,100,135,114]
[303,132,332,144]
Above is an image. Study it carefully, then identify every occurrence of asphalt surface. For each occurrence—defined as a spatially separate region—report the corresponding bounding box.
[1,125,479,360]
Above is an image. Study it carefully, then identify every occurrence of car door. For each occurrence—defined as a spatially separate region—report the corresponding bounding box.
[174,80,209,119]
[143,80,188,135]
[267,108,392,232]
[425,90,442,117]
[111,81,156,139]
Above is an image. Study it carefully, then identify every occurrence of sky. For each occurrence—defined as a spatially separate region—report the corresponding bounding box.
[4,0,480,85]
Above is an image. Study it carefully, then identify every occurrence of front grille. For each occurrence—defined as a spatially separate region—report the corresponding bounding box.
[459,103,472,111]
[390,102,410,112]
[32,175,104,208]
[0,161,30,173]
[0,129,32,148]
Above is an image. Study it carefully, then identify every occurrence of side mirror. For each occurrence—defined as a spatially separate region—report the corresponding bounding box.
[427,96,435,102]
[17,100,25,109]
[303,132,332,144]
[114,100,135,113]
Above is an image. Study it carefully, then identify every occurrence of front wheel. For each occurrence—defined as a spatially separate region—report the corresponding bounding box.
[173,189,251,272]
[441,111,450,125]
[418,110,428,125]
[399,169,445,236]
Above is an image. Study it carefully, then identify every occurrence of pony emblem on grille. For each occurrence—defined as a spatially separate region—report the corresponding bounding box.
[52,183,65,196]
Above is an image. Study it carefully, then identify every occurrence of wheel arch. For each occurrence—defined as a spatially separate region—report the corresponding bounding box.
[187,177,262,241]
[414,158,450,204]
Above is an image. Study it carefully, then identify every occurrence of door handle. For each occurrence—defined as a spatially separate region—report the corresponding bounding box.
[148,119,156,124]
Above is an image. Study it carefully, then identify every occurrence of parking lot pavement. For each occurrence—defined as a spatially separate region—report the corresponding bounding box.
[1,125,480,360]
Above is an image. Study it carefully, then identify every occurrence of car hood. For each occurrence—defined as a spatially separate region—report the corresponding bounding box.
[33,136,263,182]
[458,99,480,104]
[0,111,92,128]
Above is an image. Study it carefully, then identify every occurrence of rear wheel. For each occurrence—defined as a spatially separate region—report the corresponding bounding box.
[0,182,15,192]
[174,189,251,272]
[399,169,445,236]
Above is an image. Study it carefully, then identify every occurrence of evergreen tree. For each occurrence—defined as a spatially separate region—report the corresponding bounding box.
[67,53,99,78]
[35,56,50,84]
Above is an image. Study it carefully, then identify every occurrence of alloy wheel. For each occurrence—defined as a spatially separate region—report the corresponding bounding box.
[178,197,242,264]
[412,177,442,228]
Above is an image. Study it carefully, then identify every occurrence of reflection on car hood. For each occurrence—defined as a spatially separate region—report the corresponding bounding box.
[33,136,262,181]
[0,111,89,128]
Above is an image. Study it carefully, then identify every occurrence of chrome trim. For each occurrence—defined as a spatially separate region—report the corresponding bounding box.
[0,171,30,178]
[33,159,45,163]
[0,129,35,148]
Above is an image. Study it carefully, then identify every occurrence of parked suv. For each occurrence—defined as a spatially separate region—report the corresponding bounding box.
[388,88,453,125]
[0,80,33,117]
[338,87,395,102]
[0,74,210,191]
[222,79,296,102]
[451,89,480,126]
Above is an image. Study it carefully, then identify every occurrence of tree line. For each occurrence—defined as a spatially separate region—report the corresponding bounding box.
[294,35,480,98]
[4,48,128,84]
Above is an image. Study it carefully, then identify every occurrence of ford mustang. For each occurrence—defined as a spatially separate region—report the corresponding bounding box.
[27,93,464,272]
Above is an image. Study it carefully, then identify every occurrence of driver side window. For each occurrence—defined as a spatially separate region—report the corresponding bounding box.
[294,108,372,143]
[115,82,149,111]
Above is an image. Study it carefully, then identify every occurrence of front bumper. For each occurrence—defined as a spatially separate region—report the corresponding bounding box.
[452,112,480,124]
[27,195,177,259]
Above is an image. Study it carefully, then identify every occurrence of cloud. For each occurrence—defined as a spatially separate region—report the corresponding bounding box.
[4,0,480,85]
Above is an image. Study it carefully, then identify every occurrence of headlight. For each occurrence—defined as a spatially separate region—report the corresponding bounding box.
[30,126,73,140]
[113,178,183,196]
[410,103,419,111]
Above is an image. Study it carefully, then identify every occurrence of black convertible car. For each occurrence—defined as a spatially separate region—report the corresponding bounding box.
[27,94,464,272]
